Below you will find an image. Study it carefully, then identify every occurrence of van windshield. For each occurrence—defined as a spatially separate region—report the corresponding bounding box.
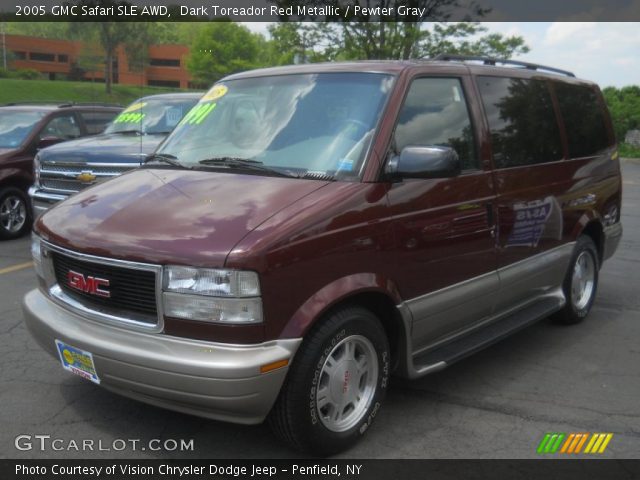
[0,110,45,148]
[156,73,394,179]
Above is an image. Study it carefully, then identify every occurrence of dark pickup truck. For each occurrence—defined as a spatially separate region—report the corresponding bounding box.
[29,92,201,217]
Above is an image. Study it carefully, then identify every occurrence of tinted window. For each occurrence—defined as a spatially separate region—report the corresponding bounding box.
[555,83,609,158]
[41,114,81,140]
[394,78,477,170]
[80,111,118,135]
[478,77,562,168]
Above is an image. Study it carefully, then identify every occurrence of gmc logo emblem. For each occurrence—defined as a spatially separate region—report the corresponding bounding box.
[67,270,110,298]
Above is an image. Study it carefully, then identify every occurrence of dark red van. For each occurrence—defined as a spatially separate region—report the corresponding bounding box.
[23,57,622,455]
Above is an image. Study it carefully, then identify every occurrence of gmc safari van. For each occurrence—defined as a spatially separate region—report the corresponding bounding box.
[24,56,623,455]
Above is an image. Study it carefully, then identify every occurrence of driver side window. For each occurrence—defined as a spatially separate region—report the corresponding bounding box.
[394,77,477,171]
[40,114,81,140]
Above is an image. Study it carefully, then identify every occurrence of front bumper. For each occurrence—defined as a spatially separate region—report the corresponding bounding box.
[28,187,68,218]
[22,289,301,425]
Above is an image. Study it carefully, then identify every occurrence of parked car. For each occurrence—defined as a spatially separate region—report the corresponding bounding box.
[24,57,623,455]
[0,102,121,239]
[29,92,202,217]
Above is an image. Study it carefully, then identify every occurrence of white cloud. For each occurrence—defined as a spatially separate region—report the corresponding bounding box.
[505,22,640,87]
[544,22,596,46]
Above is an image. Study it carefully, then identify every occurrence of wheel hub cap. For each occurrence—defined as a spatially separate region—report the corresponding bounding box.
[0,196,27,233]
[316,335,378,433]
[571,251,595,311]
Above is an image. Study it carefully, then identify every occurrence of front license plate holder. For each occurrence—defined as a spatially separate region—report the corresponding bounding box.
[55,339,100,384]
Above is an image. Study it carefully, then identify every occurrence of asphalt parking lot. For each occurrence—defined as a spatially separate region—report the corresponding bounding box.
[1,160,639,460]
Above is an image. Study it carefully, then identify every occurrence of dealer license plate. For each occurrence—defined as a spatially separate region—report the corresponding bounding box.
[55,340,100,384]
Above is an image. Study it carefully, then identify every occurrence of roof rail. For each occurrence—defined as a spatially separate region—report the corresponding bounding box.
[2,101,122,108]
[433,54,576,78]
[60,102,123,108]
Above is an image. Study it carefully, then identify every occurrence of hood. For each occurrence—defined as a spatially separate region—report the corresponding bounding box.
[37,133,166,164]
[36,169,329,266]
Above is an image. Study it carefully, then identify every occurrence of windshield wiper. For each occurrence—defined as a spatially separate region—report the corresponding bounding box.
[197,157,298,178]
[142,153,190,169]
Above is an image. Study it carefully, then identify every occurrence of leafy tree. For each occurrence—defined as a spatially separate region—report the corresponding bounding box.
[603,85,640,142]
[69,20,143,94]
[269,22,528,62]
[186,22,265,86]
[5,22,68,39]
[267,23,335,65]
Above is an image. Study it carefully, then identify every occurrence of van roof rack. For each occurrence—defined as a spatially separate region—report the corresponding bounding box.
[3,101,122,108]
[433,54,576,78]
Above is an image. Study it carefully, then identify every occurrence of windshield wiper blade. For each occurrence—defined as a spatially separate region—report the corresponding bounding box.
[143,153,190,169]
[197,157,297,178]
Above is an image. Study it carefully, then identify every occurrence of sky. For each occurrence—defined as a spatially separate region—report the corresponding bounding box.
[244,22,640,88]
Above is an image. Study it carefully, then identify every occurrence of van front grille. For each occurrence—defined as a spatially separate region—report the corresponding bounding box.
[51,251,158,324]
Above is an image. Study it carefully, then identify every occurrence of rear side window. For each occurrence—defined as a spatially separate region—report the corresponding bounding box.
[394,77,477,170]
[477,76,562,168]
[554,83,610,158]
[80,111,119,135]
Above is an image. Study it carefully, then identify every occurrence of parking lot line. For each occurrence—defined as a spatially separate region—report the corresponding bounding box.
[0,261,33,275]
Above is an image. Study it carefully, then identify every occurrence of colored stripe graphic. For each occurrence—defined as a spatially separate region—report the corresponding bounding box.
[584,433,614,454]
[537,433,566,454]
[539,433,613,454]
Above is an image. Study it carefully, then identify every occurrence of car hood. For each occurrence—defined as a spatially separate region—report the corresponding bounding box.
[37,133,166,164]
[36,169,330,266]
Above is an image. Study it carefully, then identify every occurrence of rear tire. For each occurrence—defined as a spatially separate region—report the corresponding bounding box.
[0,187,31,240]
[552,235,599,325]
[269,306,390,456]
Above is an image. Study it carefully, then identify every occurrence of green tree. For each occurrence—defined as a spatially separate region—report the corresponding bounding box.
[603,85,640,141]
[187,22,265,86]
[4,22,68,39]
[271,22,529,62]
[267,23,335,65]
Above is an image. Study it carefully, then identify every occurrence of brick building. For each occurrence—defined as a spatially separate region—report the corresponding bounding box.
[4,34,193,88]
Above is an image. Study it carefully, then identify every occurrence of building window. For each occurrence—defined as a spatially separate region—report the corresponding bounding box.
[29,52,56,62]
[57,54,69,63]
[12,51,27,60]
[147,79,180,88]
[149,58,181,67]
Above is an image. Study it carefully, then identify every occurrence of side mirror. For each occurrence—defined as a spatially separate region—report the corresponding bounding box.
[387,146,461,179]
[37,136,63,149]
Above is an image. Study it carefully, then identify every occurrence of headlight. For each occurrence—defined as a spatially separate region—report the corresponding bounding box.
[163,293,262,324]
[31,234,44,279]
[162,266,262,324]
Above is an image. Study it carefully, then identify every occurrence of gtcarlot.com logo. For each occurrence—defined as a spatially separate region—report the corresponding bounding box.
[537,432,613,455]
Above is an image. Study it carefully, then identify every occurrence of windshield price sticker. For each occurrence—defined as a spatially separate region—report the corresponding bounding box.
[114,112,145,124]
[202,84,228,102]
[180,103,217,125]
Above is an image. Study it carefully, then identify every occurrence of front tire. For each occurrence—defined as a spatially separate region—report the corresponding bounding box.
[553,235,599,324]
[269,306,390,456]
[0,187,31,240]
